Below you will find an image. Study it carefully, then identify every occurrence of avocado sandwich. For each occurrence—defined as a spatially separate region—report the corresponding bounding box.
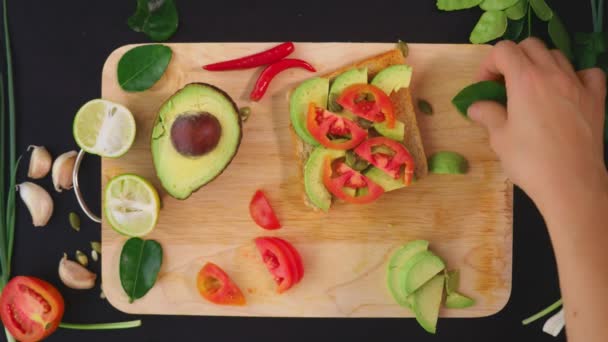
[289,48,427,211]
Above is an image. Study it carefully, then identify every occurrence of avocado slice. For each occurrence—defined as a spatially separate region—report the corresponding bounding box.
[373,120,405,141]
[445,292,475,309]
[304,147,345,211]
[371,64,413,96]
[328,68,368,112]
[428,151,469,174]
[445,270,460,295]
[151,83,242,199]
[401,251,445,295]
[289,77,329,146]
[412,274,445,334]
[386,240,429,307]
[365,167,406,192]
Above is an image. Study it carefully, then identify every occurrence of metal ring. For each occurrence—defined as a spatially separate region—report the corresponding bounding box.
[73,149,101,223]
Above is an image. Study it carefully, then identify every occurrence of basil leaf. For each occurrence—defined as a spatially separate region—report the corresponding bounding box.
[548,14,573,60]
[120,237,163,303]
[504,17,526,42]
[505,0,528,20]
[479,0,518,11]
[452,80,507,117]
[436,0,483,11]
[470,11,508,44]
[529,0,553,22]
[117,44,172,92]
[128,0,178,42]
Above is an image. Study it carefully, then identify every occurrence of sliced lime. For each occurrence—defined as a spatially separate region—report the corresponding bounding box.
[104,174,160,237]
[73,99,136,158]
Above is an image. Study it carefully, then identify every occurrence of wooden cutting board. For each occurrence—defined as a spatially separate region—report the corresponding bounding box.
[100,43,512,317]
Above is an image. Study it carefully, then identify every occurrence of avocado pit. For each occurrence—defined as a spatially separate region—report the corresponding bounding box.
[170,112,222,157]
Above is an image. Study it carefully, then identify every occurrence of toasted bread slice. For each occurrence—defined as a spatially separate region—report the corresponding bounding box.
[290,48,427,209]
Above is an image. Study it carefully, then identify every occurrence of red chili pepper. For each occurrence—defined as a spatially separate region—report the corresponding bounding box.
[203,42,295,71]
[250,59,316,101]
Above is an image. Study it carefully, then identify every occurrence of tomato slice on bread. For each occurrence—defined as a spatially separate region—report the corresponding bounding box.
[0,276,65,342]
[249,190,281,230]
[354,137,415,185]
[322,157,384,204]
[197,263,246,306]
[255,237,304,293]
[336,84,396,128]
[306,103,368,150]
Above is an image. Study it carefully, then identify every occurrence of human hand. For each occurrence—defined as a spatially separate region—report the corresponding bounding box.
[468,38,607,207]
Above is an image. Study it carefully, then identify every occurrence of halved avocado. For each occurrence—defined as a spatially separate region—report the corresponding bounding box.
[289,77,329,146]
[151,83,242,199]
[328,68,368,111]
[304,146,345,211]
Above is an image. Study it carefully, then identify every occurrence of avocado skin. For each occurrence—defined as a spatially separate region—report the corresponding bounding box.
[151,83,242,200]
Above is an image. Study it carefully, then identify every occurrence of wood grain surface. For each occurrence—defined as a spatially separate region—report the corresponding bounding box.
[100,43,512,317]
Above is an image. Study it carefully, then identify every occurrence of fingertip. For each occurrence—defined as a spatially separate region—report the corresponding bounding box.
[467,102,482,121]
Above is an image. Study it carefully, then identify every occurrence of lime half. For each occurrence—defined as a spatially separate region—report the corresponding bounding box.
[73,99,136,158]
[104,174,160,237]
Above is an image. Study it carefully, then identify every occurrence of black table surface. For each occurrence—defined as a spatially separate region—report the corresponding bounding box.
[5,0,597,341]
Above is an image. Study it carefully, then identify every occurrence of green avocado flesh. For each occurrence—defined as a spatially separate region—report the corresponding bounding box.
[290,77,329,146]
[371,64,413,96]
[304,147,345,211]
[413,274,445,334]
[328,68,368,111]
[428,151,469,174]
[403,251,446,294]
[445,292,475,309]
[365,167,406,192]
[151,83,242,199]
[386,240,429,307]
[374,120,405,141]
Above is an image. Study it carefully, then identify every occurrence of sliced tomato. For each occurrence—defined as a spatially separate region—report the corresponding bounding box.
[336,84,396,128]
[322,157,384,204]
[354,137,415,185]
[255,237,303,293]
[0,276,65,342]
[249,190,281,230]
[306,103,368,150]
[197,263,246,306]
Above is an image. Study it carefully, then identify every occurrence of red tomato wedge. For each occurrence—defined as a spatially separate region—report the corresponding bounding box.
[0,276,65,342]
[249,190,281,230]
[336,84,396,128]
[322,157,384,204]
[197,263,246,306]
[254,237,304,293]
[306,103,368,150]
[354,137,415,185]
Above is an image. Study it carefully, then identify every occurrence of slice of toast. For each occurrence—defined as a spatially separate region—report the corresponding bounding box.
[290,48,428,209]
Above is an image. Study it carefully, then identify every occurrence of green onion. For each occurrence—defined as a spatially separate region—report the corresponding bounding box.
[522,298,563,325]
[59,320,142,330]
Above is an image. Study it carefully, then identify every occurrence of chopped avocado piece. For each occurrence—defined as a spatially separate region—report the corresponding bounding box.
[412,274,445,334]
[386,240,429,307]
[445,292,475,309]
[151,83,242,199]
[371,64,413,96]
[365,167,406,192]
[428,151,469,174]
[304,147,345,211]
[402,251,445,294]
[289,77,329,146]
[445,270,460,295]
[328,68,368,112]
[373,119,405,141]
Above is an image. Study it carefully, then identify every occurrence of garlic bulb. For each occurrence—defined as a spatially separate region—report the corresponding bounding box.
[27,145,52,179]
[17,182,54,227]
[58,254,96,289]
[52,150,77,192]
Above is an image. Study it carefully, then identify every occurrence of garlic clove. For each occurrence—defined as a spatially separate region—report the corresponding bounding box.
[17,182,54,227]
[58,253,96,289]
[27,145,52,179]
[52,150,77,192]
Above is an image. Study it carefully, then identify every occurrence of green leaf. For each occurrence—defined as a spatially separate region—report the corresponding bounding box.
[436,0,483,11]
[529,0,553,21]
[548,14,573,60]
[119,238,163,303]
[505,0,528,20]
[573,32,607,70]
[117,44,172,92]
[479,0,518,11]
[470,11,508,44]
[128,0,178,42]
[503,17,526,41]
[452,80,508,116]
